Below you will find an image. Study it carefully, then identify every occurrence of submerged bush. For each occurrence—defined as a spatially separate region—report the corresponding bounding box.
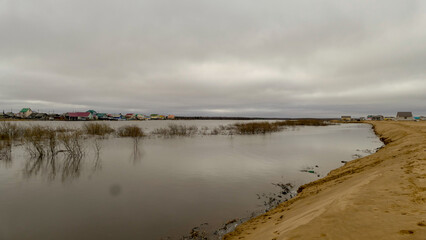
[58,130,84,158]
[274,119,330,126]
[117,125,145,138]
[152,124,198,137]
[23,125,58,157]
[83,123,115,136]
[0,122,23,140]
[0,140,12,162]
[233,122,281,135]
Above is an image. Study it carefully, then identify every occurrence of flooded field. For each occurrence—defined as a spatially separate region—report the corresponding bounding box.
[0,121,383,240]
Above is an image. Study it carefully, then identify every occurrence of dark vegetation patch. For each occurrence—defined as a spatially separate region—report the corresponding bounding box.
[152,124,198,137]
[117,125,145,138]
[83,123,114,136]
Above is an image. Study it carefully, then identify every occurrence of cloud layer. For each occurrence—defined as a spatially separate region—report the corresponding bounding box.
[1,0,425,117]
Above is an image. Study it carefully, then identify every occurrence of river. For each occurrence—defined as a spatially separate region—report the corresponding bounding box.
[0,121,383,240]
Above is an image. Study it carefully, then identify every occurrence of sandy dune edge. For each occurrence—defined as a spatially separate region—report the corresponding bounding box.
[224,122,426,240]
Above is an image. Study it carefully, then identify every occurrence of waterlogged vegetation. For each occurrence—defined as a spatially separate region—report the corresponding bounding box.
[0,120,331,142]
[83,122,115,136]
[117,125,145,138]
[152,123,199,137]
[0,120,332,182]
[0,120,332,169]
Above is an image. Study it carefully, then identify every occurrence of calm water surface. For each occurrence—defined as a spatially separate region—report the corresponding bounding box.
[0,121,382,240]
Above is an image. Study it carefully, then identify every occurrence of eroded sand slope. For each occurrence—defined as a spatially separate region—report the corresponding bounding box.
[224,121,426,240]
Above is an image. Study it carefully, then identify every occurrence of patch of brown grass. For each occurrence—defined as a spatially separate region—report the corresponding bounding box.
[83,122,115,136]
[117,125,145,138]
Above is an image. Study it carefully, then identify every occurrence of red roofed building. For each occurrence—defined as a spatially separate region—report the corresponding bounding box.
[124,113,134,119]
[67,112,93,121]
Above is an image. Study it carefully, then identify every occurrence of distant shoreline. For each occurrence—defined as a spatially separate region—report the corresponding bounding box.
[0,117,340,121]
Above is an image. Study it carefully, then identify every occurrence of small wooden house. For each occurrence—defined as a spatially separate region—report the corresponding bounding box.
[396,112,413,121]
[18,108,33,118]
[67,112,93,121]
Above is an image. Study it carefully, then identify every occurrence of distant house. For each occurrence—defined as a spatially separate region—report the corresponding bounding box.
[18,108,33,118]
[125,113,135,120]
[135,114,145,120]
[150,114,160,120]
[49,114,62,120]
[5,112,15,118]
[396,112,413,121]
[167,115,175,120]
[67,112,93,121]
[86,110,97,115]
[371,115,384,121]
[420,116,426,121]
[341,116,351,121]
[109,114,124,120]
[96,113,109,120]
[30,112,48,120]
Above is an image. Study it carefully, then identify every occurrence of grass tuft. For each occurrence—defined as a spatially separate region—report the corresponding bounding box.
[117,125,145,138]
[83,123,115,136]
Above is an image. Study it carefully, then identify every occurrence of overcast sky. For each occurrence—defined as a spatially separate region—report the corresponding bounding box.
[1,0,425,117]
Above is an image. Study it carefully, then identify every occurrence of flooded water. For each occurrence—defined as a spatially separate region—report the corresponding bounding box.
[0,121,383,240]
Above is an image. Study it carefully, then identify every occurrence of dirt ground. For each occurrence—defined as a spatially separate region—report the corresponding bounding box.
[224,121,426,240]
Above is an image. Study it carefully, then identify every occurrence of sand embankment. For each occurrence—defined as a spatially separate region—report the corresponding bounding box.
[224,121,426,240]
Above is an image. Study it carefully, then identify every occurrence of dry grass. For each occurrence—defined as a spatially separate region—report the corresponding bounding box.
[152,124,198,137]
[117,125,145,138]
[58,131,84,158]
[23,125,58,157]
[233,122,281,135]
[0,140,12,163]
[83,122,115,136]
[274,119,330,126]
[0,122,22,140]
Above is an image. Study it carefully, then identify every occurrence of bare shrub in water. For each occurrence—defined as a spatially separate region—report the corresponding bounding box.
[233,122,281,135]
[23,125,54,157]
[152,124,198,137]
[0,122,23,141]
[0,140,12,164]
[83,122,115,136]
[274,119,330,126]
[210,120,331,136]
[117,125,145,138]
[58,131,84,159]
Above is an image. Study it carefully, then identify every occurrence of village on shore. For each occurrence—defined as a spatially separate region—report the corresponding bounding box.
[0,108,175,121]
[341,112,426,121]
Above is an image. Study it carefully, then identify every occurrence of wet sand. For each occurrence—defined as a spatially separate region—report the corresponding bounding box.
[224,121,426,240]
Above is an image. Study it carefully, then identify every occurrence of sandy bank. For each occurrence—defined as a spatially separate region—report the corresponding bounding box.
[224,121,426,240]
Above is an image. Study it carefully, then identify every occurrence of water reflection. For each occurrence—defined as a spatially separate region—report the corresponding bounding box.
[23,153,85,181]
[130,138,143,164]
[20,136,145,181]
[22,138,105,181]
[0,140,12,168]
[92,138,103,171]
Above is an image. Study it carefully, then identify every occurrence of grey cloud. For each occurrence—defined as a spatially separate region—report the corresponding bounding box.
[0,0,425,117]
